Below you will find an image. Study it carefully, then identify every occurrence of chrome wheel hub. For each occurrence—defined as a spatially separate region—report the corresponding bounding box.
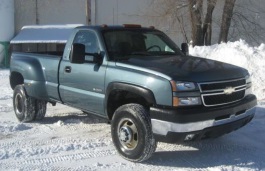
[15,93,23,115]
[117,118,138,150]
[119,126,132,143]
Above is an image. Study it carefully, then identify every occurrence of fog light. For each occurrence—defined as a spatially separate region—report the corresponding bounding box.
[184,134,195,141]
[179,97,201,106]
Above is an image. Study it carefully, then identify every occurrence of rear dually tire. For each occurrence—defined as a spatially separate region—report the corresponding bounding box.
[13,84,36,122]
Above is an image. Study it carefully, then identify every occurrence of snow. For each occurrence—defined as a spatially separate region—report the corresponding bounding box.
[0,40,265,170]
[22,24,84,29]
[11,25,83,44]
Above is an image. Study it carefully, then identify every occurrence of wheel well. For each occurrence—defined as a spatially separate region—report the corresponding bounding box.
[107,90,150,120]
[10,72,24,89]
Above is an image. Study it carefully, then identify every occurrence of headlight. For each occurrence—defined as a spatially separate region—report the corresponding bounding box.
[173,97,201,106]
[170,81,200,106]
[170,81,196,91]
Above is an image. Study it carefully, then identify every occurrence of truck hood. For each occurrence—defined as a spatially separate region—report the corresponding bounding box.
[116,55,248,82]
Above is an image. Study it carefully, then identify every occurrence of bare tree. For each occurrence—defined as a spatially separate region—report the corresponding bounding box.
[203,0,217,45]
[218,0,236,43]
[144,0,190,43]
[176,15,189,43]
[188,0,203,46]
[228,1,265,45]
[147,0,264,46]
[188,0,217,46]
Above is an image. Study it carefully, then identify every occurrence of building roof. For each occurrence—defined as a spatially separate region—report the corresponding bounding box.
[10,24,83,44]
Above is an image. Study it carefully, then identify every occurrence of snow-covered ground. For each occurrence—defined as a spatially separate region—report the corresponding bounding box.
[0,40,265,171]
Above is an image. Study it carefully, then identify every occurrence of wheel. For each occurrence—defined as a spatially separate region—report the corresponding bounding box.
[35,100,47,120]
[111,104,157,162]
[13,85,36,122]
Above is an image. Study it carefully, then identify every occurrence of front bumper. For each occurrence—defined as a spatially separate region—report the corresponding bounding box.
[150,94,257,142]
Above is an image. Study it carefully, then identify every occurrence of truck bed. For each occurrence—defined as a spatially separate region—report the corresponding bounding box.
[11,52,62,102]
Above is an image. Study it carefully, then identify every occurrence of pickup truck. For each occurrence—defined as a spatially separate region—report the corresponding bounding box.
[10,24,257,162]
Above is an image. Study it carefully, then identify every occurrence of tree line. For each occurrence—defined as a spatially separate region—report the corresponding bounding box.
[149,0,264,46]
[189,0,236,46]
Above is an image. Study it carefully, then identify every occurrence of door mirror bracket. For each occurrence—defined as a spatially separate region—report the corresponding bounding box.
[181,43,189,56]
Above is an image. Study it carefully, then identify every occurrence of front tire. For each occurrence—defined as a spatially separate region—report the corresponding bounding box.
[111,104,157,162]
[13,85,36,122]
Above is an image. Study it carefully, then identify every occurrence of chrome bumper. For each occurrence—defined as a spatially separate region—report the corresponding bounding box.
[151,107,256,136]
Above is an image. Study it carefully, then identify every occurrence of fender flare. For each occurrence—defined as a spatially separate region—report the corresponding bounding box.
[105,82,156,118]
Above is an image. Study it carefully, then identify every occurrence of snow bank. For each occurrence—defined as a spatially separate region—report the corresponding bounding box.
[190,39,265,101]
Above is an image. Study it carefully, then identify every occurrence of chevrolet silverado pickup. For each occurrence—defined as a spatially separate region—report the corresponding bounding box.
[9,24,257,162]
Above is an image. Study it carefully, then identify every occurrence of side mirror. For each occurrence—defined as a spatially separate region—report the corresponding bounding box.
[70,43,85,64]
[181,43,189,55]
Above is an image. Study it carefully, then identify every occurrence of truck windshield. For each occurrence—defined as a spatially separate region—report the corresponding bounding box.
[103,29,183,60]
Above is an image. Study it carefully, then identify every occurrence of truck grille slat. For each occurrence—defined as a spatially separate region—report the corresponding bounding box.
[203,90,245,106]
[199,78,246,107]
[200,79,246,92]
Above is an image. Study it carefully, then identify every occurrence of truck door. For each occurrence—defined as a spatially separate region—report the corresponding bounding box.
[59,30,106,116]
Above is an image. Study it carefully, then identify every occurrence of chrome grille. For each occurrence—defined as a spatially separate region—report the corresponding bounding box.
[199,78,246,107]
[200,79,246,92]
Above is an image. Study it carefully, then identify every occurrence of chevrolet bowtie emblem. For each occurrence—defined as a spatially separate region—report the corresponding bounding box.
[224,87,235,95]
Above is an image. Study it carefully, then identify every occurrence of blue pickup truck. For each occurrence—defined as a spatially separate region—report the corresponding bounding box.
[9,24,257,162]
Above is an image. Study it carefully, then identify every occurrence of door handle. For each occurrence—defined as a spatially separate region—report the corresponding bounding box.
[65,66,72,73]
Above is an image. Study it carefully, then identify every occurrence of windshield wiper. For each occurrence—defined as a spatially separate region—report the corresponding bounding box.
[129,52,152,56]
[154,51,177,56]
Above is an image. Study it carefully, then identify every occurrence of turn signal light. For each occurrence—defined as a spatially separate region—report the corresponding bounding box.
[173,97,201,107]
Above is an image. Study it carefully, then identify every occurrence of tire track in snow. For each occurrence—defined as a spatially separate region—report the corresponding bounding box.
[0,131,111,149]
[0,95,12,100]
[0,138,112,160]
[55,123,109,132]
[0,105,13,112]
[23,149,116,165]
[0,149,116,170]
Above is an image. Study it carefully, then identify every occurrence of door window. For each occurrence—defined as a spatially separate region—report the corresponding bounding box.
[73,31,99,54]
